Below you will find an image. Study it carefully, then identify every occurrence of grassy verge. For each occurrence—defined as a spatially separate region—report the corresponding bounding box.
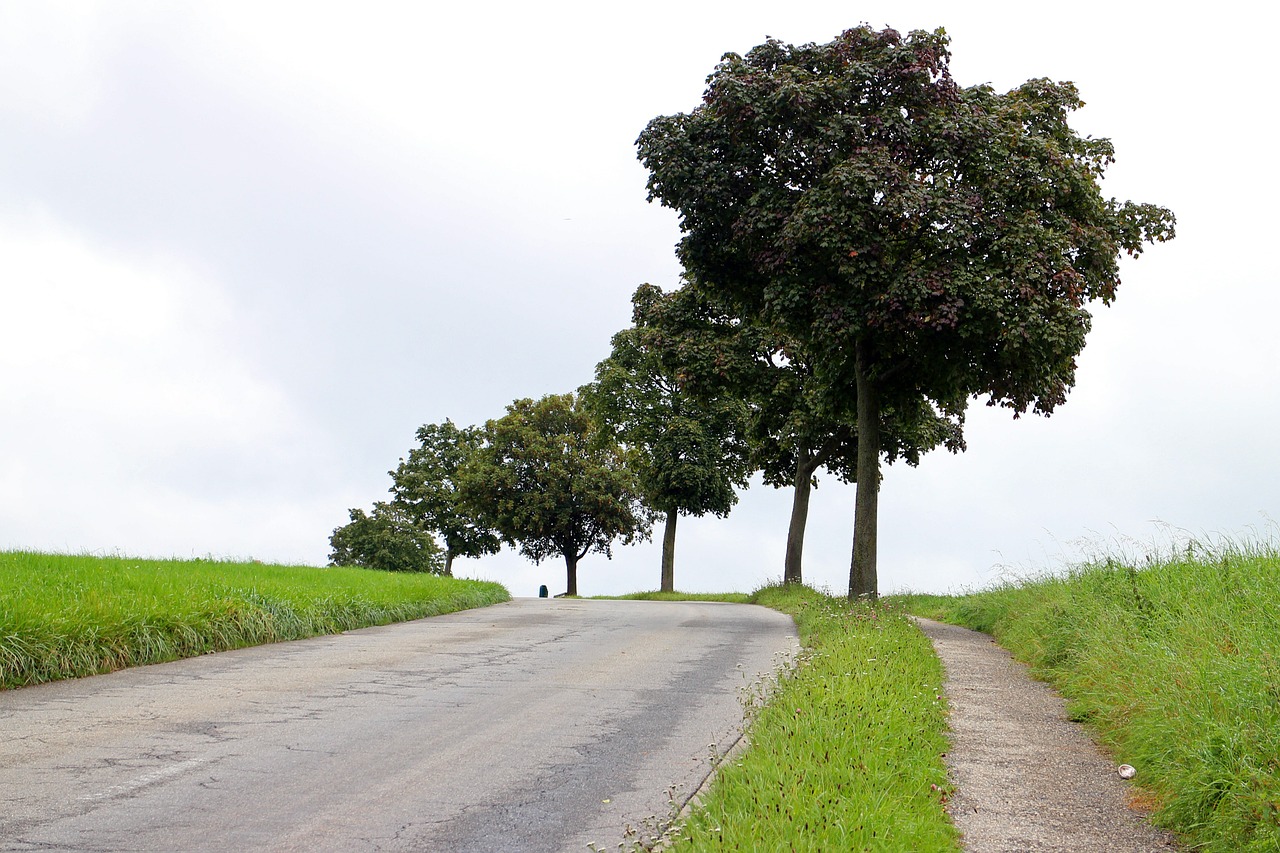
[593,590,752,603]
[0,550,510,689]
[660,584,958,851]
[897,542,1280,852]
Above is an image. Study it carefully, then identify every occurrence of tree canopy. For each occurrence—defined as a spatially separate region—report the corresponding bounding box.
[390,420,501,576]
[581,284,752,591]
[459,393,652,595]
[637,25,1174,598]
[328,502,444,573]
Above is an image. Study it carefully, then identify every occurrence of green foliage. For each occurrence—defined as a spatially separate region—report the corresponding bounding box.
[898,542,1280,851]
[623,281,860,492]
[582,285,754,590]
[328,501,443,573]
[390,420,501,573]
[637,24,1174,597]
[583,293,750,519]
[458,393,652,594]
[617,281,873,586]
[663,585,958,850]
[639,26,1174,405]
[0,551,510,689]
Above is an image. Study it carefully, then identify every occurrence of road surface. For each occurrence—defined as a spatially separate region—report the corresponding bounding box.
[0,598,797,852]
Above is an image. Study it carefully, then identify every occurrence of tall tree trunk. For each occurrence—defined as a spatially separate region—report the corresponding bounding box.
[660,508,678,593]
[564,552,579,597]
[849,341,880,600]
[784,457,816,586]
[444,551,455,577]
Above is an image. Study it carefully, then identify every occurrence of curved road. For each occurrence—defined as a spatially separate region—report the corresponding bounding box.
[0,599,797,852]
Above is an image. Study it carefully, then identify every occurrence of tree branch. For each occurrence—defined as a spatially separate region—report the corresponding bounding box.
[812,425,853,469]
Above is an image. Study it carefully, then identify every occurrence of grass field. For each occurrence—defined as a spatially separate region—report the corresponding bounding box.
[659,584,958,851]
[0,551,509,689]
[900,540,1280,852]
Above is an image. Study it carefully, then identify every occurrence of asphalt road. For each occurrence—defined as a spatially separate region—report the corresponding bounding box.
[0,598,797,852]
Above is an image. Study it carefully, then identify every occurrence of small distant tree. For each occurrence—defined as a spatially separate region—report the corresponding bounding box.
[582,285,752,592]
[390,420,501,576]
[459,393,653,595]
[328,502,444,573]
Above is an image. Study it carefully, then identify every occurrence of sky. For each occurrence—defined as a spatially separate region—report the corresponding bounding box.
[2,1,1277,597]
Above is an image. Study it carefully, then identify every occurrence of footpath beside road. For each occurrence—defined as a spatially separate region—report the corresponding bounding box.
[915,617,1181,853]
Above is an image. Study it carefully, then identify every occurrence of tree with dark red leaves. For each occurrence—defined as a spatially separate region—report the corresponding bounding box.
[638,25,1174,598]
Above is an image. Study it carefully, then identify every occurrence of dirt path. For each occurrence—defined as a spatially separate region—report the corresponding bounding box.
[914,617,1181,853]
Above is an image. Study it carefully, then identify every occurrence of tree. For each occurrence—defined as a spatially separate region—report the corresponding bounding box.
[390,420,501,576]
[626,280,958,586]
[637,25,1175,598]
[328,502,444,573]
[581,285,752,592]
[639,282,857,586]
[458,393,652,595]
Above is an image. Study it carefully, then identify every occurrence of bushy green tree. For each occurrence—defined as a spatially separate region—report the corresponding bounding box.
[638,25,1174,597]
[624,281,958,585]
[459,393,652,595]
[390,421,500,576]
[582,285,751,592]
[328,502,444,573]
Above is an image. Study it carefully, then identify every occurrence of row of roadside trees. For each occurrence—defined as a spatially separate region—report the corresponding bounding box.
[329,308,753,597]
[331,25,1174,598]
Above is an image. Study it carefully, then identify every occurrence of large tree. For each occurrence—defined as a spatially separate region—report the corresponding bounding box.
[459,393,652,596]
[390,420,501,576]
[637,25,1175,598]
[581,284,752,592]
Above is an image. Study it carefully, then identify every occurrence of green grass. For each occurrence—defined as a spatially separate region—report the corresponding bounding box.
[897,541,1280,852]
[0,550,510,689]
[592,590,752,603]
[661,583,958,851]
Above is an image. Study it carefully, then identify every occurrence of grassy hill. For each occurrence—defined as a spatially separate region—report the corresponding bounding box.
[0,551,509,689]
[900,540,1280,852]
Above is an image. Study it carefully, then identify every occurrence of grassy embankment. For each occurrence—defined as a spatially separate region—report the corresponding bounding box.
[0,550,509,689]
[604,590,752,603]
[900,541,1280,852]
[621,585,958,851]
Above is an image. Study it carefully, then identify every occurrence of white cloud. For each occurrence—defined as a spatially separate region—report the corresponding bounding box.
[2,215,286,437]
[0,214,339,560]
[0,2,107,127]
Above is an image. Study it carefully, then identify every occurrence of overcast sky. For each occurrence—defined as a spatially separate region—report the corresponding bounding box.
[2,1,1276,597]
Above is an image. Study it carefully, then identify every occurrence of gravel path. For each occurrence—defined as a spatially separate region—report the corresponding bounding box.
[914,617,1181,853]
